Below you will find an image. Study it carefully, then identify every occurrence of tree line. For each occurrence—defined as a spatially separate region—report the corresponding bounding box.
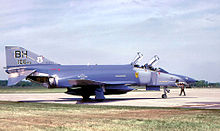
[193,80,220,88]
[0,80,43,88]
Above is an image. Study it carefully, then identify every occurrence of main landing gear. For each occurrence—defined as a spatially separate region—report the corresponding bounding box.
[82,94,91,101]
[162,86,170,99]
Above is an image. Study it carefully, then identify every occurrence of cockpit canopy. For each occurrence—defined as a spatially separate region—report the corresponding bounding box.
[131,53,169,73]
[131,52,143,65]
[157,68,169,73]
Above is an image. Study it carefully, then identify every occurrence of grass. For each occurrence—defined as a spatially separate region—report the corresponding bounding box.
[0,101,219,131]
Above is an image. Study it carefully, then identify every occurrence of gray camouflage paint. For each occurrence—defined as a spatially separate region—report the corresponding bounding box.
[4,46,196,99]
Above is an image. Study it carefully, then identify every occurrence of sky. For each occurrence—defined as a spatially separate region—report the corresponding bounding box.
[0,0,220,82]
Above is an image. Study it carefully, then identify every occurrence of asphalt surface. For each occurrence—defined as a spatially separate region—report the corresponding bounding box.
[0,88,220,109]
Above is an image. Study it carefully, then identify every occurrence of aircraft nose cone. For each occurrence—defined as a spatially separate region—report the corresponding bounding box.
[185,77,197,84]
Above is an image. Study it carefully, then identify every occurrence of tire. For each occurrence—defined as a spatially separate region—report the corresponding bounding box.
[82,94,91,101]
[162,94,167,99]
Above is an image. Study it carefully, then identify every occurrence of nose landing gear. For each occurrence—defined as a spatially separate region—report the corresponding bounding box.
[162,94,167,99]
[162,86,170,99]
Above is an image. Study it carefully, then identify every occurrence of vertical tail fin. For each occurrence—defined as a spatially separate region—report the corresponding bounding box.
[5,46,57,67]
[5,46,58,86]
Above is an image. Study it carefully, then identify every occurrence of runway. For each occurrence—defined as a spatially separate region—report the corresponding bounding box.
[0,88,220,109]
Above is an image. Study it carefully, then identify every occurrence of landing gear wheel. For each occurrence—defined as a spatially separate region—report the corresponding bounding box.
[162,94,167,99]
[82,94,91,101]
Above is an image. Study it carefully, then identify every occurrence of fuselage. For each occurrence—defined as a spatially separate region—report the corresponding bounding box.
[20,64,190,88]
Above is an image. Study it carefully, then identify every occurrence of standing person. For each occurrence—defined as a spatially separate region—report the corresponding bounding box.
[179,83,186,96]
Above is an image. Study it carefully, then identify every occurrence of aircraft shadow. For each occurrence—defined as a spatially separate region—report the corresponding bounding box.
[18,96,197,104]
[77,97,159,104]
[18,97,159,104]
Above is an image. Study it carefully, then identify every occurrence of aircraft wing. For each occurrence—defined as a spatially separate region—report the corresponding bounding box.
[68,79,136,86]
[103,81,136,85]
[68,79,103,86]
[67,79,135,99]
[7,69,35,86]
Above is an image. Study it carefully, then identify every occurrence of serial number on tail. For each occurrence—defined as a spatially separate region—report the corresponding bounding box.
[17,59,31,65]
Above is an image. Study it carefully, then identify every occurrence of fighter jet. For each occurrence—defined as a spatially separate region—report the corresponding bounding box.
[4,46,197,101]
